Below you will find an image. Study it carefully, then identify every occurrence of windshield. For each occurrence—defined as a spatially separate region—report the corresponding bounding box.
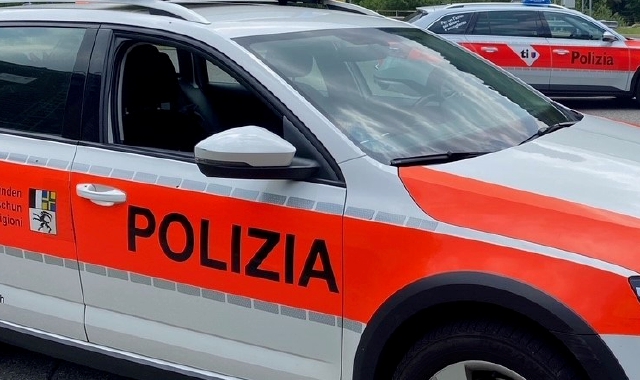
[235,28,576,164]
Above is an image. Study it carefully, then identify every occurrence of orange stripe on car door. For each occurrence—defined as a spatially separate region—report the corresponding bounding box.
[0,161,75,259]
[70,173,343,316]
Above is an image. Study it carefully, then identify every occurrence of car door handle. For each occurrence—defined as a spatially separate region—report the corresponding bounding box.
[480,46,498,53]
[76,184,126,206]
[553,49,570,55]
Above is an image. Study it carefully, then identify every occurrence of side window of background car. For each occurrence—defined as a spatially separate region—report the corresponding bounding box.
[116,41,282,153]
[471,11,546,37]
[543,12,604,40]
[428,12,472,34]
[0,27,86,135]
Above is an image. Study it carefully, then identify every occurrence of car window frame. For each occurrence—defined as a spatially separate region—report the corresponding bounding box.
[0,21,97,142]
[81,25,345,186]
[468,9,549,38]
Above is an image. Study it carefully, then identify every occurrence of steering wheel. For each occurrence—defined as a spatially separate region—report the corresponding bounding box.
[413,74,462,109]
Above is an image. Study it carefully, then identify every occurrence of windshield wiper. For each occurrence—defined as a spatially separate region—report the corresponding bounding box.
[390,151,491,167]
[519,121,577,145]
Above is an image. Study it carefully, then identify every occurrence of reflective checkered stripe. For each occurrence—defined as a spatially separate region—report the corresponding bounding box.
[0,243,364,332]
[458,37,639,92]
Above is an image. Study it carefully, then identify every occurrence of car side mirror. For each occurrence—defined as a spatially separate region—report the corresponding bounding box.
[194,125,319,180]
[602,31,618,42]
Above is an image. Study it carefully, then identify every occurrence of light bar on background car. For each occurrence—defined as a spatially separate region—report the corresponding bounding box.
[522,0,552,5]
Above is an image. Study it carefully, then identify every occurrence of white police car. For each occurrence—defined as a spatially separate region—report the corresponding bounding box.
[406,0,640,101]
[2,0,640,380]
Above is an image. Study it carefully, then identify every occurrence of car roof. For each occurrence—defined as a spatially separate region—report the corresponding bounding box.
[0,0,409,38]
[411,2,624,38]
[186,4,408,37]
[417,2,567,16]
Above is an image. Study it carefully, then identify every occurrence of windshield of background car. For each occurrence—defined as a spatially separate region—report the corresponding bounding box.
[235,28,574,164]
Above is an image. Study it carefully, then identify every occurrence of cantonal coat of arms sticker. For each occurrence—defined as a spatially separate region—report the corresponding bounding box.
[29,188,57,235]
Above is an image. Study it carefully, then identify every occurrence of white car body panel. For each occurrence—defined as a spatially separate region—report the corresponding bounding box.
[432,115,640,221]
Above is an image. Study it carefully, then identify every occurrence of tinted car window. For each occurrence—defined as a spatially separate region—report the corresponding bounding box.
[471,10,546,37]
[0,27,86,135]
[543,11,605,40]
[428,13,472,34]
[237,28,573,164]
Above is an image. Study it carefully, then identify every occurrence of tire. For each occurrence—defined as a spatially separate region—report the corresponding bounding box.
[392,318,587,380]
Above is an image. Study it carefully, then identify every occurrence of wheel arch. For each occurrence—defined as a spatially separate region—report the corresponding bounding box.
[352,271,628,380]
[630,65,640,96]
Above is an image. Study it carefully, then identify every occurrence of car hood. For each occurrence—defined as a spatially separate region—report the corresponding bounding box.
[624,39,640,48]
[399,114,640,272]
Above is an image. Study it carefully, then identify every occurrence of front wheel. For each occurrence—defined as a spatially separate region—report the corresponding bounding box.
[392,318,587,380]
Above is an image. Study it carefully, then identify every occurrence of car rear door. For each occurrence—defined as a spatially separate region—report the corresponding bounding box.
[542,10,631,94]
[0,24,95,341]
[465,9,552,91]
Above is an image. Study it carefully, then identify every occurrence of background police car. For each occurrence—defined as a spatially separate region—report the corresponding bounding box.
[407,0,640,101]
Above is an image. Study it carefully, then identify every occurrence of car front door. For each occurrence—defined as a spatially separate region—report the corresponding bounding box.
[70,29,345,380]
[542,10,631,94]
[0,25,94,341]
[465,10,552,91]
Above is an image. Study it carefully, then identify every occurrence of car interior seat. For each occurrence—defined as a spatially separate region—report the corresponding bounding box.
[176,54,223,135]
[120,44,209,152]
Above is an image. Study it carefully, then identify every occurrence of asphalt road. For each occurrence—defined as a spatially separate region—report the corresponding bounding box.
[1,96,639,380]
[0,343,126,380]
[557,96,640,125]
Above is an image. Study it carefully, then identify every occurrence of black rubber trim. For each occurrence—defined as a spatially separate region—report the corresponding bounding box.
[63,27,98,140]
[0,129,79,145]
[629,68,640,96]
[353,271,628,380]
[0,324,219,380]
[545,84,630,97]
[196,156,319,180]
[81,27,113,143]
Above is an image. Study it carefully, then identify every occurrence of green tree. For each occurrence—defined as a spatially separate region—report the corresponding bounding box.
[590,0,627,25]
[353,0,436,11]
[605,0,640,24]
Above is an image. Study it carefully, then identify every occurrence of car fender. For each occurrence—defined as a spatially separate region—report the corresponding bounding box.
[352,271,628,380]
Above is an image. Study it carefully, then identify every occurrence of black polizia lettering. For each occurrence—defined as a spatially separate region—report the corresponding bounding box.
[127,205,156,252]
[231,224,242,273]
[285,234,295,284]
[299,239,339,293]
[159,213,194,262]
[245,228,280,282]
[200,219,227,270]
[126,206,340,293]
